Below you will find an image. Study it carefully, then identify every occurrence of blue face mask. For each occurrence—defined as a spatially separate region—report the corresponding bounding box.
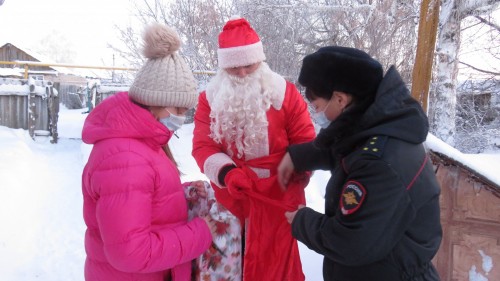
[312,110,331,129]
[312,100,332,129]
[159,111,186,131]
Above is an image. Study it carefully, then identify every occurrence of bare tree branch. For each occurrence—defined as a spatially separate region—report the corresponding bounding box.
[475,15,500,32]
[459,61,500,75]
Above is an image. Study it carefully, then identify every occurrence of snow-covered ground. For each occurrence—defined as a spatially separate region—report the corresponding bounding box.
[0,106,324,280]
[0,105,498,281]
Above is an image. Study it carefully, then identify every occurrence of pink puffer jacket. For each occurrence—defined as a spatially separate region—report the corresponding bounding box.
[82,92,211,281]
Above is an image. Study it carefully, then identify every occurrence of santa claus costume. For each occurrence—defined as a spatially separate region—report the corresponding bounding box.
[192,16,316,281]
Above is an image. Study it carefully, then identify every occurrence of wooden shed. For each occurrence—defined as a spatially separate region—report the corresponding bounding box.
[0,42,89,84]
[428,142,500,280]
[0,42,57,75]
[1,42,89,109]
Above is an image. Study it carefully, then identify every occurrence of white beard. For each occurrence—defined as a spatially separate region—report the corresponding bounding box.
[206,63,277,159]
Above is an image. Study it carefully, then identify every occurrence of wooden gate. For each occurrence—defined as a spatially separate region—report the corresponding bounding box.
[431,152,500,281]
[0,78,59,143]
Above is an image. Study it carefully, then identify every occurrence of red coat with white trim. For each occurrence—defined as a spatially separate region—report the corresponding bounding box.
[192,73,316,281]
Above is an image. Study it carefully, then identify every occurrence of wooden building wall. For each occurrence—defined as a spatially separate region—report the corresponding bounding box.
[0,43,53,72]
[431,153,500,280]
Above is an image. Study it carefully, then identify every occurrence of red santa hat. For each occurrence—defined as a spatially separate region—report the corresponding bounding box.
[217,16,266,69]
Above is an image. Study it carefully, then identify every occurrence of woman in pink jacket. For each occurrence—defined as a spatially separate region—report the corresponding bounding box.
[81,23,215,281]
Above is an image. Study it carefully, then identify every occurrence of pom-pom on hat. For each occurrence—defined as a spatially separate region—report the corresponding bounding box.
[217,16,266,69]
[298,46,383,99]
[129,23,197,108]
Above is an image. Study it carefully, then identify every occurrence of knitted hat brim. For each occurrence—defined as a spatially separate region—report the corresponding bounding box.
[129,86,198,108]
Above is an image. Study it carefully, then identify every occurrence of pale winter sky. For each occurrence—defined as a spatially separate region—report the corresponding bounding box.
[0,0,498,74]
[459,8,500,79]
[0,0,135,66]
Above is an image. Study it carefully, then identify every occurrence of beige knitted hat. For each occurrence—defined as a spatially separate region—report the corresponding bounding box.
[129,23,198,108]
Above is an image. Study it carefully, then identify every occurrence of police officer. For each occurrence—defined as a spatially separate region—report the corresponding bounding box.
[278,46,442,281]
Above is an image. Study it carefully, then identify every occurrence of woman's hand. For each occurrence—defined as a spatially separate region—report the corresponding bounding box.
[285,205,305,224]
[191,180,208,198]
[277,152,295,191]
[202,215,217,239]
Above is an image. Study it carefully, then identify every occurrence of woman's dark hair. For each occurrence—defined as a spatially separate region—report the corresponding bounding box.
[311,87,375,155]
[304,88,329,102]
[131,97,181,175]
[163,145,181,175]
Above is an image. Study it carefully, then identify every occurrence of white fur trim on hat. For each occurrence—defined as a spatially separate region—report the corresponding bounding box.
[217,41,266,69]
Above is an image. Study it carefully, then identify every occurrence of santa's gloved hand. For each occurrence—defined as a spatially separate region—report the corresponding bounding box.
[224,168,254,200]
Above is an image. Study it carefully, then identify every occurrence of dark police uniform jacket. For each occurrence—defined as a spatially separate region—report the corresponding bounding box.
[288,66,442,281]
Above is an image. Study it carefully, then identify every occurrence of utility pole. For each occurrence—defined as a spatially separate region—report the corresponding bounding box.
[411,0,440,113]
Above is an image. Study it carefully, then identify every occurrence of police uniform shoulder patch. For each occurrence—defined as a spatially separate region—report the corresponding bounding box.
[340,180,366,215]
[360,135,388,158]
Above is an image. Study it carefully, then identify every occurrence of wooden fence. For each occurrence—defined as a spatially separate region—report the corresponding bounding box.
[0,77,59,142]
[0,78,133,144]
[57,83,87,109]
[0,78,130,144]
[95,84,130,106]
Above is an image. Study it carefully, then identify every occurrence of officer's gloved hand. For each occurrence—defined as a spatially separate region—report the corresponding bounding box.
[224,168,254,200]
